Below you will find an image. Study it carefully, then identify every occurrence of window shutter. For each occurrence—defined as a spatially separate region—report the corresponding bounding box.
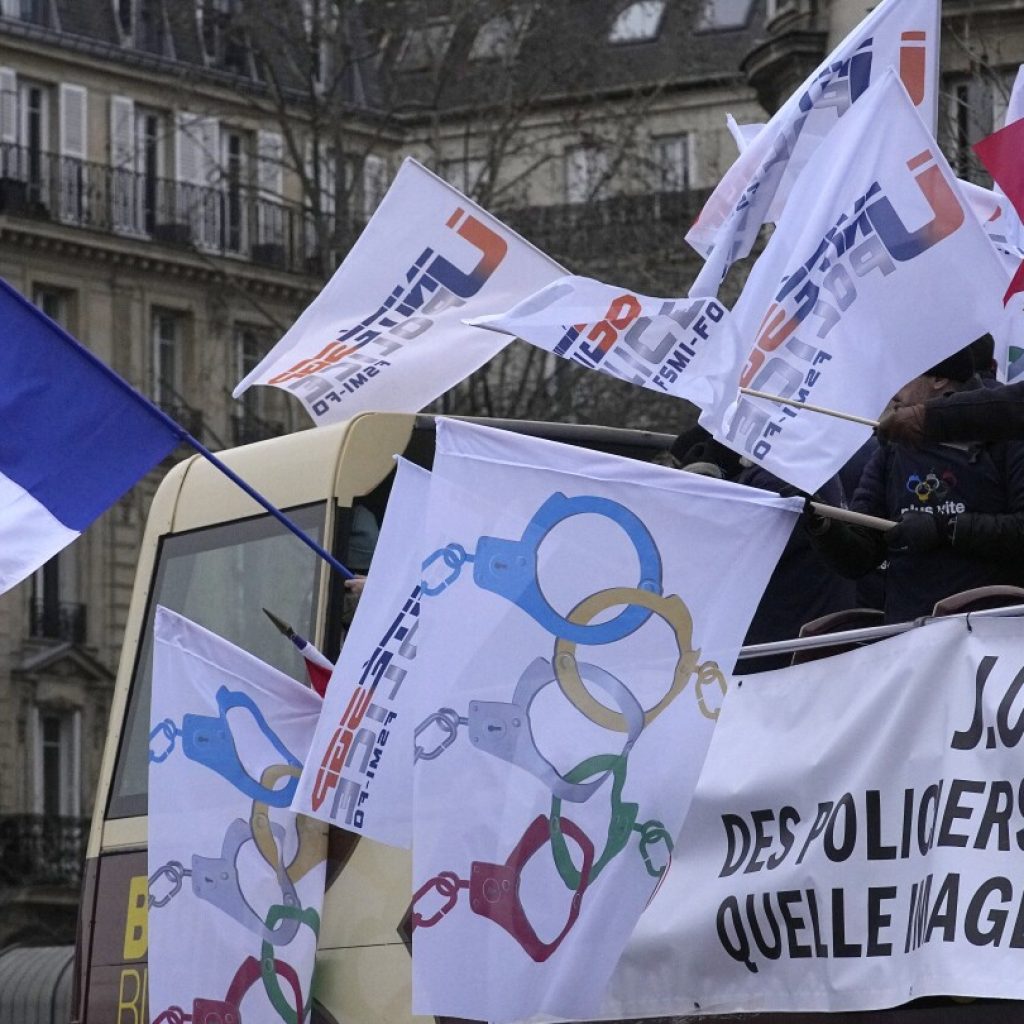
[0,67,17,147]
[110,95,136,232]
[109,95,134,168]
[175,110,204,184]
[59,83,87,158]
[59,84,88,222]
[256,129,282,197]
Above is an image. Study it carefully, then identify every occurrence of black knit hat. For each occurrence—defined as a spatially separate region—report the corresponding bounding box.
[924,344,975,383]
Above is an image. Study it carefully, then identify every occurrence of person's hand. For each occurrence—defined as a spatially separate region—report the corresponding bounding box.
[344,575,367,596]
[886,511,948,553]
[877,404,926,446]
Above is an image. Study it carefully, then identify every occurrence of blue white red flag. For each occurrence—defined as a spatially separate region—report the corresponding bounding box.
[0,277,179,594]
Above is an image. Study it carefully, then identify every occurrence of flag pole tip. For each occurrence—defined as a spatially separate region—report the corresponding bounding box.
[262,607,295,639]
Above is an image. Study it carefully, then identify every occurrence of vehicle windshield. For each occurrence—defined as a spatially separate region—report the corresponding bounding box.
[107,503,325,819]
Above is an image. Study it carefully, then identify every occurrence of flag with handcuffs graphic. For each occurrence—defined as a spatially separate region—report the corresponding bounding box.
[148,607,327,1024]
[406,420,801,1023]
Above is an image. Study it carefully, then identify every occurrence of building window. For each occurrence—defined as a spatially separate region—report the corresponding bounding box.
[697,0,754,32]
[565,146,610,203]
[152,308,185,411]
[222,128,249,252]
[469,9,531,61]
[398,20,454,70]
[1,0,49,26]
[30,552,84,643]
[441,156,485,198]
[653,133,692,192]
[362,153,388,219]
[19,80,51,206]
[764,0,795,21]
[32,284,73,329]
[608,1,665,43]
[115,0,133,39]
[35,708,80,817]
[233,324,284,444]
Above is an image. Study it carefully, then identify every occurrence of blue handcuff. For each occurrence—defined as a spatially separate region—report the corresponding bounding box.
[150,685,301,806]
[421,493,663,644]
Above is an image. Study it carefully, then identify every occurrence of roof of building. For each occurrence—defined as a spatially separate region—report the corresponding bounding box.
[0,0,762,118]
[370,0,765,115]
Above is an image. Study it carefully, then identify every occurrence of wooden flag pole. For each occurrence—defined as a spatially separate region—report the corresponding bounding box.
[740,387,880,428]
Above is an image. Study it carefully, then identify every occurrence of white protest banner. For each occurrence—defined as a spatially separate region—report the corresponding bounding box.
[408,420,798,1023]
[688,0,940,297]
[700,71,1007,495]
[294,457,429,848]
[149,607,327,1024]
[469,274,736,411]
[233,157,565,424]
[726,115,764,155]
[602,615,1024,1017]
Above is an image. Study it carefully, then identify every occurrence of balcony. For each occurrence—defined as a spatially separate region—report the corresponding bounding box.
[0,815,89,888]
[0,142,324,276]
[28,600,86,644]
[504,188,712,261]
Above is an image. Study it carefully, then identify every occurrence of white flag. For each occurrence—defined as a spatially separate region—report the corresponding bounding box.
[959,179,1024,382]
[603,615,1024,1016]
[701,71,1007,495]
[294,458,429,848]
[688,0,941,296]
[148,607,326,1024]
[726,114,764,155]
[1007,64,1024,126]
[233,158,565,424]
[469,274,736,410]
[409,420,798,1023]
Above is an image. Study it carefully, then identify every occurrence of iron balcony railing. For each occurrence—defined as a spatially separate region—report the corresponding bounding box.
[0,814,89,888]
[0,141,328,275]
[231,410,286,447]
[0,142,710,270]
[28,599,86,644]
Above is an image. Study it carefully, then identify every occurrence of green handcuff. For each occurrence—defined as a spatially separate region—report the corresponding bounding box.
[549,753,672,889]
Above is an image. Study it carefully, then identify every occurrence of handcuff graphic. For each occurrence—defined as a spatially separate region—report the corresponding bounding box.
[149,685,302,806]
[415,656,643,802]
[150,698,328,1022]
[152,951,305,1024]
[411,491,728,959]
[410,814,594,963]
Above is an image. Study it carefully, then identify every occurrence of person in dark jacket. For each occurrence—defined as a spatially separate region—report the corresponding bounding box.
[877,335,1014,445]
[668,424,856,671]
[734,465,855,672]
[811,348,1024,623]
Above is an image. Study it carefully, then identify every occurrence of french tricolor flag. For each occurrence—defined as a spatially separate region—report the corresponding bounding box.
[0,277,180,593]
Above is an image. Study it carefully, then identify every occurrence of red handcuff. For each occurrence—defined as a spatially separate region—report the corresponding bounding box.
[152,953,304,1024]
[410,813,594,962]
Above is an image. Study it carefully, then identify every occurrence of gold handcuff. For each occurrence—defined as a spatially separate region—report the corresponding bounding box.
[250,764,328,884]
[552,587,728,729]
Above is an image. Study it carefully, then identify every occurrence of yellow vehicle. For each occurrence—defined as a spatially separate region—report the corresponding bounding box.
[70,411,674,1024]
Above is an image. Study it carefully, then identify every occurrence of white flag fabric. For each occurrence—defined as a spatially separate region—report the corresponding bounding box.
[602,615,1024,1016]
[294,458,429,848]
[149,607,327,1024]
[960,179,1024,382]
[700,71,1007,495]
[408,420,798,1023]
[688,0,940,297]
[726,115,764,155]
[1007,64,1024,126]
[469,274,736,411]
[233,158,564,424]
